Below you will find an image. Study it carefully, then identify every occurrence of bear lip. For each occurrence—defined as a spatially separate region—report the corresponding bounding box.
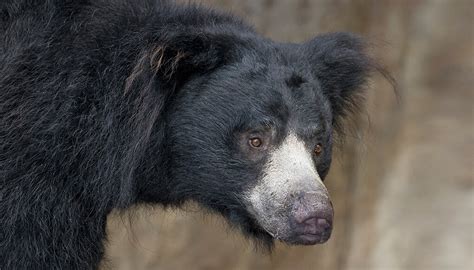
[291,232,331,245]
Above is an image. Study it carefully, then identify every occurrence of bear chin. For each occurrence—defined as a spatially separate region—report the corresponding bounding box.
[228,209,275,250]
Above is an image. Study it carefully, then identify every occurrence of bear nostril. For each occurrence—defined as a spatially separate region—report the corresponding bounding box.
[300,217,331,235]
[316,218,330,230]
[291,192,334,224]
[304,217,317,226]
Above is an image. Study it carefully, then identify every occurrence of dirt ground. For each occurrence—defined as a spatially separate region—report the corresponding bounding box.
[103,1,473,269]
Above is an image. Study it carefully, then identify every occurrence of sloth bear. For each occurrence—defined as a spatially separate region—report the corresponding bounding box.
[0,0,387,269]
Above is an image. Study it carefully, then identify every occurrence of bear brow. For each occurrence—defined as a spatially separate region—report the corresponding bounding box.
[296,124,319,135]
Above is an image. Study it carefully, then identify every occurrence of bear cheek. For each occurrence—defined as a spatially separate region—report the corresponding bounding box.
[244,133,334,245]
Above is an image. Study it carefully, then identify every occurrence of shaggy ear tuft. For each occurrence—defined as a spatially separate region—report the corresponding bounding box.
[125,31,236,93]
[153,32,236,84]
[303,32,390,129]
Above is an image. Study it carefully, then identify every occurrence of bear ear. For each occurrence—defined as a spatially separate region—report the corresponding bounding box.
[302,32,380,127]
[125,31,237,93]
[152,31,237,87]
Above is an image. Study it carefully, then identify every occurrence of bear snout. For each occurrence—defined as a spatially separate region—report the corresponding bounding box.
[288,191,333,245]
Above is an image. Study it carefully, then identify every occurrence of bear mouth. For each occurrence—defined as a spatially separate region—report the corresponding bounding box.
[295,232,331,245]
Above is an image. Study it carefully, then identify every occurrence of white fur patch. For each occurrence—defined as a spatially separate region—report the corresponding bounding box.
[245,133,328,238]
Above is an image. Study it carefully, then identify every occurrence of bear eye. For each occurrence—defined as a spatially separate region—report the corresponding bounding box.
[314,143,323,155]
[249,137,263,148]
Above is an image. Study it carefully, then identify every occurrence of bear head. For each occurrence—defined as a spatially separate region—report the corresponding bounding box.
[131,29,384,247]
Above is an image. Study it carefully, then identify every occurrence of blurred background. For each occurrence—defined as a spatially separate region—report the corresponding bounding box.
[103,0,473,269]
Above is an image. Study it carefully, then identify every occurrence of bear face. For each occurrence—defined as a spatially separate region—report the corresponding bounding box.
[153,32,376,246]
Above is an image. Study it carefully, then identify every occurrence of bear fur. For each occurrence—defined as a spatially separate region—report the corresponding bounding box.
[0,1,387,269]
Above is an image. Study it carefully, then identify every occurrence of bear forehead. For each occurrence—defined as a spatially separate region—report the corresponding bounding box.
[238,63,321,98]
[240,69,329,122]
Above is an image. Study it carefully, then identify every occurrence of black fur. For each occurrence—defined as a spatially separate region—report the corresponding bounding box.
[0,1,383,269]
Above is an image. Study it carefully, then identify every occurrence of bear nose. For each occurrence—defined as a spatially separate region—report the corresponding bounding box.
[290,191,333,244]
